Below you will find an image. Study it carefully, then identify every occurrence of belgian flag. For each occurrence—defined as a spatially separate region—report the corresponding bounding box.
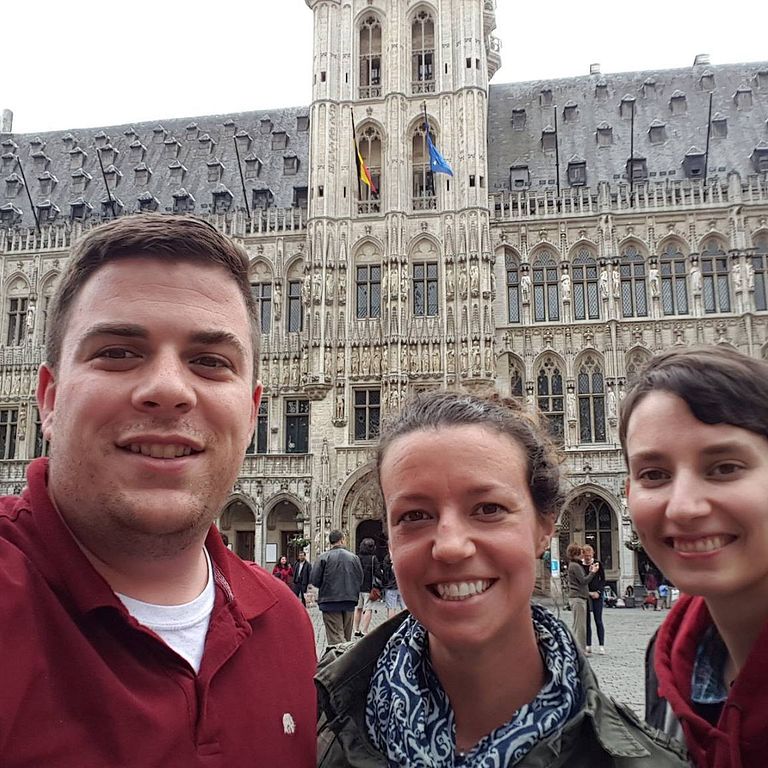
[352,110,377,196]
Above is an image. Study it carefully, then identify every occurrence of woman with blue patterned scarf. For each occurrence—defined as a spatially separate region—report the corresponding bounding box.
[316,391,689,768]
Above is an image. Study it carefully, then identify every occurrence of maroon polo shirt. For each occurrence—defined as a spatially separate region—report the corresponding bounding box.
[0,458,316,767]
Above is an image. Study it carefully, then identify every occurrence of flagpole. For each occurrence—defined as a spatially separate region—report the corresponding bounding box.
[16,158,40,234]
[553,106,561,198]
[423,104,432,197]
[96,146,117,219]
[232,134,251,220]
[351,108,362,201]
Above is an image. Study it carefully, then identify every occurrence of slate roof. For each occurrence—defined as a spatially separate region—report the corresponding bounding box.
[488,61,768,192]
[0,107,310,228]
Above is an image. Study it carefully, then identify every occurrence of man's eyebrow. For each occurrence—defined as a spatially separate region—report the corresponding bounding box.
[76,324,248,358]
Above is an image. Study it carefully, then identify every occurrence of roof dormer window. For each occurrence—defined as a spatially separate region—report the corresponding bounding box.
[69,197,93,221]
[511,109,526,131]
[620,95,636,119]
[272,131,288,151]
[69,146,87,170]
[172,188,195,214]
[134,163,152,186]
[260,118,273,134]
[563,101,578,122]
[93,131,110,149]
[197,134,216,155]
[596,122,613,147]
[4,173,23,198]
[98,145,119,166]
[670,91,687,115]
[222,119,237,138]
[211,184,234,214]
[234,130,252,152]
[164,137,181,159]
[207,160,225,183]
[283,154,299,175]
[0,203,22,226]
[137,191,159,212]
[734,86,753,110]
[71,168,92,194]
[152,125,167,144]
[539,88,553,107]
[711,113,727,138]
[129,140,146,162]
[244,154,262,180]
[648,119,667,144]
[168,161,187,183]
[699,70,715,91]
[682,147,706,179]
[186,123,199,141]
[38,171,58,196]
[541,126,556,151]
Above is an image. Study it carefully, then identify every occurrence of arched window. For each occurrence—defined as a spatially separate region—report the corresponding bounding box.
[411,10,435,94]
[537,356,564,441]
[250,262,273,335]
[752,234,767,312]
[700,238,730,313]
[659,241,689,315]
[40,275,58,345]
[571,248,599,320]
[359,16,383,99]
[412,124,436,210]
[505,249,521,323]
[532,251,560,322]
[626,348,651,383]
[356,124,382,214]
[355,243,382,319]
[509,356,524,398]
[577,355,606,443]
[620,245,648,318]
[585,499,615,569]
[5,276,30,346]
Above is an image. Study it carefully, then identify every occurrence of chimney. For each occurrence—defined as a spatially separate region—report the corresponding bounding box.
[589,63,601,75]
[693,53,711,66]
[1,109,12,133]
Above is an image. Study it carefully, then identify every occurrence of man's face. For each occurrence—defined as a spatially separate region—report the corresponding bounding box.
[38,257,260,560]
[298,552,306,561]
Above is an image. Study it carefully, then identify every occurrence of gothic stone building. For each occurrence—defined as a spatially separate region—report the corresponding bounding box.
[0,0,767,593]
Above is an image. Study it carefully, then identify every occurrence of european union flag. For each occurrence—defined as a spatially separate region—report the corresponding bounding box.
[423,110,453,176]
[426,131,453,176]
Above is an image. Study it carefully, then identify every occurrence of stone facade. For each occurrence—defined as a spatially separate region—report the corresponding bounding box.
[0,0,767,592]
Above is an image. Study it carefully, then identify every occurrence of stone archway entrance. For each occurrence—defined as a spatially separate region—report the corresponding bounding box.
[355,519,388,561]
[265,498,303,566]
[340,470,384,555]
[219,498,257,561]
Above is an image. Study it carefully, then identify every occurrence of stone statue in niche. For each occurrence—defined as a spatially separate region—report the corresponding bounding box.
[607,387,618,420]
[290,358,299,387]
[446,264,455,297]
[17,406,26,440]
[372,347,382,376]
[25,302,35,339]
[336,349,345,375]
[400,272,409,302]
[409,345,419,375]
[484,346,493,372]
[560,272,571,302]
[390,388,400,412]
[381,349,389,375]
[611,267,620,299]
[361,346,371,376]
[469,263,480,296]
[599,268,609,299]
[649,267,660,298]
[431,345,440,374]
[324,347,332,373]
[458,265,468,298]
[325,273,335,304]
[350,347,360,376]
[335,393,345,421]
[566,392,577,422]
[389,267,399,298]
[744,261,755,291]
[690,263,703,294]
[301,274,311,305]
[447,345,456,373]
[312,273,322,303]
[520,273,531,303]
[489,270,496,297]
[338,273,347,304]
[281,360,290,387]
[273,283,282,318]
[472,343,481,374]
[460,343,469,374]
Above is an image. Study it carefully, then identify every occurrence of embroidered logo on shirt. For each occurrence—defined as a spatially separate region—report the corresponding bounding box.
[282,713,296,735]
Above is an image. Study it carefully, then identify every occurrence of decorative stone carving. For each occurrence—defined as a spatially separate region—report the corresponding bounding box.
[649,267,660,298]
[469,263,480,296]
[520,273,531,303]
[446,264,455,298]
[560,272,571,302]
[273,282,282,318]
[690,263,702,294]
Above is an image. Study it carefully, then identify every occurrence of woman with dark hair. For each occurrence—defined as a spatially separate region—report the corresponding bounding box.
[272,555,293,585]
[581,544,606,654]
[621,345,768,768]
[316,390,688,767]
[566,542,599,652]
[352,537,381,638]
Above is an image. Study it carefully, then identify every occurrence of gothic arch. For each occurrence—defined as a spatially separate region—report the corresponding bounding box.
[218,493,259,561]
[573,348,605,372]
[352,236,385,260]
[248,258,273,281]
[657,234,690,256]
[336,463,384,530]
[617,236,649,257]
[496,243,521,262]
[4,272,31,293]
[698,232,729,252]
[407,112,444,137]
[532,349,566,374]
[284,254,305,279]
[355,117,387,141]
[566,238,599,262]
[409,1,439,23]
[264,491,306,520]
[219,492,258,528]
[528,243,558,262]
[39,269,60,291]
[625,346,652,382]
[407,234,441,258]
[334,462,376,520]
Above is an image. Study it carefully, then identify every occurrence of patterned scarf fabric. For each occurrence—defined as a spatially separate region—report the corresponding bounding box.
[365,604,583,767]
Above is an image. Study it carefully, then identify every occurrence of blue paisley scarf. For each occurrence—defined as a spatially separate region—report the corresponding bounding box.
[365,604,583,767]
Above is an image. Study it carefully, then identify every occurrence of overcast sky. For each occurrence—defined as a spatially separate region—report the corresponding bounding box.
[5,1,766,134]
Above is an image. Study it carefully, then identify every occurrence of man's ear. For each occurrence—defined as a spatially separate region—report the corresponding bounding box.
[249,380,263,439]
[36,364,56,441]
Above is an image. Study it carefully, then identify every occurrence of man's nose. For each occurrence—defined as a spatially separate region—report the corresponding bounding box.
[131,351,196,414]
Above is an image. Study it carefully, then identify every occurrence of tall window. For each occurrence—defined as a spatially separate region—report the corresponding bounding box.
[532,251,560,322]
[412,125,436,210]
[701,238,731,314]
[413,262,439,316]
[247,399,269,455]
[40,287,55,344]
[6,297,28,346]
[356,264,382,319]
[584,499,614,569]
[33,407,49,458]
[356,125,382,214]
[285,399,309,454]
[287,280,303,333]
[753,234,768,312]
[354,389,380,441]
[620,245,648,318]
[251,282,272,334]
[506,250,521,323]
[659,242,689,315]
[0,408,18,459]
[359,16,382,99]
[577,355,606,444]
[572,248,599,320]
[537,357,564,441]
[411,10,435,94]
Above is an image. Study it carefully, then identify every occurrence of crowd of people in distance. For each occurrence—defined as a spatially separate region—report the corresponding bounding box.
[1,211,764,767]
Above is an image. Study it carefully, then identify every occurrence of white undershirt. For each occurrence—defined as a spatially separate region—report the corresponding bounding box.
[116,548,215,674]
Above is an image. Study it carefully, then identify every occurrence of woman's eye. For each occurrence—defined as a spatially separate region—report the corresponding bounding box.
[636,469,668,483]
[400,510,428,523]
[711,462,743,477]
[476,503,506,517]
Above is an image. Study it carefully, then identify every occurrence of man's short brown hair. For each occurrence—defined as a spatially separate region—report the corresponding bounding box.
[46,214,260,381]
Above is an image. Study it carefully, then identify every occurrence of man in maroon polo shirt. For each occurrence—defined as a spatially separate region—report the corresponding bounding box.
[0,215,316,767]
